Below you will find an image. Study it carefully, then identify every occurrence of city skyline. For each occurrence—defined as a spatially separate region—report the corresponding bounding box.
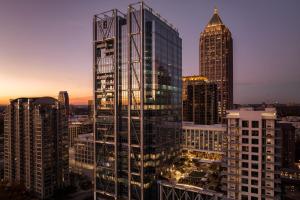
[1,0,300,105]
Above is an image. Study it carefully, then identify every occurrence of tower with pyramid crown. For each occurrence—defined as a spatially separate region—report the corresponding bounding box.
[199,7,233,124]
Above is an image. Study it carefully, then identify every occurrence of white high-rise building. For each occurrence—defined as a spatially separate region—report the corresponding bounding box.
[226,108,281,200]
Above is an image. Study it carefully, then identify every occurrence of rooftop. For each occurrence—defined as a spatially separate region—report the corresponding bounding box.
[207,7,223,27]
[183,122,226,131]
[182,75,208,82]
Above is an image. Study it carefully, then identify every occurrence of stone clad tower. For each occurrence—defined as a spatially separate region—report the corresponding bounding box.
[200,7,233,123]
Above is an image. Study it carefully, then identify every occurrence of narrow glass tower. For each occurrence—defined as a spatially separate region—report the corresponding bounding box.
[93,2,182,200]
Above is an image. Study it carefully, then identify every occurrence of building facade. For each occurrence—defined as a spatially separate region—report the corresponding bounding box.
[58,91,70,116]
[69,133,94,179]
[4,97,69,199]
[69,120,93,147]
[200,8,233,123]
[226,108,281,200]
[182,122,226,155]
[93,2,182,200]
[182,76,218,125]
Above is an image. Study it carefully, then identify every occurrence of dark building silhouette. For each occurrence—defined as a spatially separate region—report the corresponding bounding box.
[182,76,218,125]
[278,122,295,168]
[93,2,182,199]
[200,8,233,123]
[4,96,69,199]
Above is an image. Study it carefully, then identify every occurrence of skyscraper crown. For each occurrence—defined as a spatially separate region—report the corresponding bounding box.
[207,7,223,27]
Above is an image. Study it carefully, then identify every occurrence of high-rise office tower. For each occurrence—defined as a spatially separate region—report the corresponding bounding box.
[4,97,69,199]
[93,2,182,200]
[200,8,233,123]
[58,91,70,116]
[182,75,218,125]
[226,108,281,200]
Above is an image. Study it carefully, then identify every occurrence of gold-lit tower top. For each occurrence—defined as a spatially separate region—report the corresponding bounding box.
[214,6,218,14]
[207,6,223,27]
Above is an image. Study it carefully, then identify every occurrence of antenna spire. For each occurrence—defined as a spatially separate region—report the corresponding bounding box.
[214,6,218,14]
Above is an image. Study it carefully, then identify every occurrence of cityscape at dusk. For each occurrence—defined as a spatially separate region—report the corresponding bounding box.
[1,1,300,200]
[1,0,300,104]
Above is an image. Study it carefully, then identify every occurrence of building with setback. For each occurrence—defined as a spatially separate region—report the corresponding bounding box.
[200,8,233,123]
[182,75,218,125]
[226,108,281,200]
[4,96,69,199]
[93,2,182,200]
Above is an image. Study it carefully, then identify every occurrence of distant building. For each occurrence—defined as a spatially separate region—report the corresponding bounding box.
[4,96,69,199]
[58,91,70,116]
[226,108,281,200]
[69,133,94,180]
[68,119,93,147]
[182,76,218,125]
[200,8,233,123]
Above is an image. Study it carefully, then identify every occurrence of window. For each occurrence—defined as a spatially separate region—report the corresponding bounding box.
[242,178,248,184]
[252,163,259,169]
[252,155,259,161]
[251,188,258,194]
[242,170,249,176]
[251,197,258,200]
[242,130,249,136]
[242,162,249,168]
[242,195,248,200]
[252,130,259,136]
[252,139,259,144]
[242,186,248,192]
[242,146,249,152]
[103,20,108,29]
[251,171,258,177]
[252,121,259,128]
[242,120,249,128]
[262,120,266,128]
[242,138,249,144]
[252,147,259,153]
[242,154,249,160]
[251,180,258,185]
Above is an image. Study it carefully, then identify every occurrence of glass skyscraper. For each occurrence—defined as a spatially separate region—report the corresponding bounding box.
[93,2,182,200]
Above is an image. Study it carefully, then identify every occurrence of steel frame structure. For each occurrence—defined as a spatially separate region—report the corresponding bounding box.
[93,2,146,200]
[158,181,227,200]
[127,2,144,200]
[93,8,122,200]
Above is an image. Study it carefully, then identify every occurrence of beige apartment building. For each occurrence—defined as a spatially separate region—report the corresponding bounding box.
[226,108,281,200]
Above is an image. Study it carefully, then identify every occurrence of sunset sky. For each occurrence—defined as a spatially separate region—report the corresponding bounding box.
[0,0,300,105]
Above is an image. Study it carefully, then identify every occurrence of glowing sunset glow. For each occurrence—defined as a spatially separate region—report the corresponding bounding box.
[0,0,300,105]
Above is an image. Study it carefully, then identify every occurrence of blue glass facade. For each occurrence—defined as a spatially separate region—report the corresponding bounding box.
[94,3,182,200]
